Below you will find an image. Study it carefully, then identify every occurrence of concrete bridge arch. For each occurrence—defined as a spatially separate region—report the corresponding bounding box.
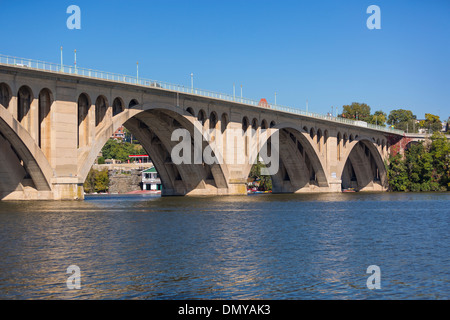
[339,136,388,191]
[77,101,232,196]
[0,103,53,199]
[253,122,330,193]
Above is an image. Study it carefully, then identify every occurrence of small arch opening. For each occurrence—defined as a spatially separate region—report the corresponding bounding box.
[78,93,91,148]
[210,112,218,130]
[129,99,139,108]
[186,107,195,116]
[95,95,108,127]
[197,109,206,126]
[0,83,12,109]
[17,86,33,123]
[112,97,124,117]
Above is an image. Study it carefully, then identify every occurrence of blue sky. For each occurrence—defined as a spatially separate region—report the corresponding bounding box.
[1,0,449,120]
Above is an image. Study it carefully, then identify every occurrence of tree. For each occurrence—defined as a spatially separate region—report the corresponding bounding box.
[94,169,109,193]
[341,102,371,122]
[83,168,110,193]
[368,110,387,127]
[430,132,450,189]
[84,168,97,193]
[387,109,417,132]
[386,153,409,191]
[387,109,415,125]
[419,113,442,133]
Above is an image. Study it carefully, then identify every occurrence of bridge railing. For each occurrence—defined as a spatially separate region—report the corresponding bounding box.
[0,53,404,135]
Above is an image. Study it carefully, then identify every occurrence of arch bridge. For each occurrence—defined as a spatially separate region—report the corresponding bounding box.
[0,56,404,200]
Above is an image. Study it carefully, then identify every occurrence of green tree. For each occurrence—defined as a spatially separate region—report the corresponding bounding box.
[430,132,450,189]
[83,168,110,193]
[368,110,387,127]
[341,102,371,122]
[419,113,442,133]
[84,168,97,193]
[387,153,409,191]
[387,109,417,132]
[95,169,109,193]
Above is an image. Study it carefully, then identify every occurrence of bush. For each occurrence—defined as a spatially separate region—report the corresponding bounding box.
[83,168,109,193]
[409,183,421,192]
[420,182,430,192]
[429,182,442,192]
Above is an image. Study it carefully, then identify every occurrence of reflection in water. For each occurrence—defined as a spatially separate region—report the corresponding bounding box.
[0,193,448,299]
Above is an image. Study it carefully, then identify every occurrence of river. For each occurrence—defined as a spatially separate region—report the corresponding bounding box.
[0,192,448,299]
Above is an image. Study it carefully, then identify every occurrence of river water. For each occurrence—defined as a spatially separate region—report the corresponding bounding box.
[0,192,448,300]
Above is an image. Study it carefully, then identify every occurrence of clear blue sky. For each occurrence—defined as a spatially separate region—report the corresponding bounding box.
[1,0,449,120]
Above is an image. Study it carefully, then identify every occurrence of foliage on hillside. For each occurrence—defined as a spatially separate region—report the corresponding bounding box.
[101,139,146,162]
[387,132,450,192]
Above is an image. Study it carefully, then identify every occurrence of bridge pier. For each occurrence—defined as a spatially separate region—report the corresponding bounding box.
[52,178,84,200]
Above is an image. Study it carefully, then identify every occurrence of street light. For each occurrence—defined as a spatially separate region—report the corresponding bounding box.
[74,49,77,74]
[60,46,63,72]
[191,73,194,93]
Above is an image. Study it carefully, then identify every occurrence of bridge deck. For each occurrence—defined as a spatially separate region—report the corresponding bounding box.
[0,53,404,136]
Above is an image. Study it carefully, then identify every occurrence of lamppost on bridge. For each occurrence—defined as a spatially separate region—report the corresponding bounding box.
[240,84,243,102]
[275,92,277,106]
[191,73,194,93]
[233,83,236,101]
[74,49,77,74]
[136,61,139,82]
[60,46,63,72]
